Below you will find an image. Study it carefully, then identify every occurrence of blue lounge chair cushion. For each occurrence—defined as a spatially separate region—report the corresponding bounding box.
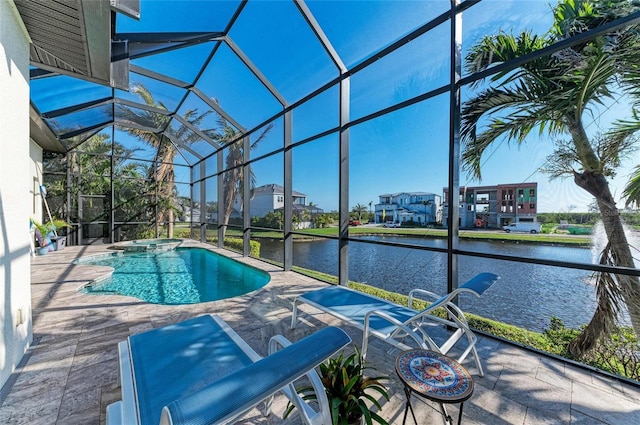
[129,315,256,425]
[300,286,417,335]
[298,273,499,336]
[292,272,500,376]
[162,326,351,425]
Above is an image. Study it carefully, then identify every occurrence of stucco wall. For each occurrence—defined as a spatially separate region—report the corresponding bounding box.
[0,0,33,389]
[251,193,280,218]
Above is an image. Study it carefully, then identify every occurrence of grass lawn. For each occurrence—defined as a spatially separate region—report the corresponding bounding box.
[250,226,592,246]
[173,222,591,246]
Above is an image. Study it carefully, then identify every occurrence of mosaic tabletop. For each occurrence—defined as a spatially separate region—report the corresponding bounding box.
[395,349,474,403]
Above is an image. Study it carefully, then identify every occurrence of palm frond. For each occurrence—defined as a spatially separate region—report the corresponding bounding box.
[541,138,578,179]
[623,164,640,207]
[131,83,169,112]
[568,242,623,356]
[551,0,597,39]
[465,30,548,86]
[461,84,566,179]
[250,123,274,150]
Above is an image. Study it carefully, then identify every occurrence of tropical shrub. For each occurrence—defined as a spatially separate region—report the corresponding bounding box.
[350,282,640,381]
[285,345,389,425]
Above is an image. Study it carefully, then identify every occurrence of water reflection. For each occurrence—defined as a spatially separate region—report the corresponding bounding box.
[259,236,599,332]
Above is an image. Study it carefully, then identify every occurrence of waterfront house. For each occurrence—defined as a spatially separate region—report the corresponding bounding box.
[442,183,538,229]
[234,184,324,228]
[245,184,310,218]
[375,192,442,225]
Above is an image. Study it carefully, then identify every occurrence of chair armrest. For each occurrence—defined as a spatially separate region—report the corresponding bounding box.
[408,288,440,308]
[269,334,292,353]
[269,334,331,425]
[412,302,471,329]
[364,310,438,351]
[160,326,350,425]
[409,273,500,312]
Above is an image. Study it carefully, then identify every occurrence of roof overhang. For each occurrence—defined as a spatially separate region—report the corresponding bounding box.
[15,0,140,152]
[15,0,117,85]
[30,105,65,153]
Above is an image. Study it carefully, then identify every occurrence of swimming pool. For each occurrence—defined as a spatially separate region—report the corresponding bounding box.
[78,247,270,305]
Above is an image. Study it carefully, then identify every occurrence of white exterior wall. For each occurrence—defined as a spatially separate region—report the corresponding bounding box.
[394,193,411,206]
[250,193,280,218]
[376,192,442,224]
[0,0,33,389]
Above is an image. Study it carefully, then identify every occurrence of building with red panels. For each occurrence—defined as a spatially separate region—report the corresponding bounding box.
[442,182,538,229]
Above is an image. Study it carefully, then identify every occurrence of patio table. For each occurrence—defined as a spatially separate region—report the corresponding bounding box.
[395,349,474,425]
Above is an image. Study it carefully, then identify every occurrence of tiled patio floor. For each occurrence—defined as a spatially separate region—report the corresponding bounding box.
[1,241,639,424]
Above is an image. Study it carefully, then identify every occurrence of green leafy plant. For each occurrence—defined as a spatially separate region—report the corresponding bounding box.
[285,345,389,425]
[30,218,70,246]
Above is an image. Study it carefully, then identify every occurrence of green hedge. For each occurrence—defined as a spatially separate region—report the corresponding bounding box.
[222,237,261,258]
[348,282,638,381]
[172,231,261,258]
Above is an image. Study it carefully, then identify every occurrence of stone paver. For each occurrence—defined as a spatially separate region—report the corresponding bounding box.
[0,241,638,424]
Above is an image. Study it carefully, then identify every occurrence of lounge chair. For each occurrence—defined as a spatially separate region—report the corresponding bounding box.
[106,314,351,425]
[291,272,499,376]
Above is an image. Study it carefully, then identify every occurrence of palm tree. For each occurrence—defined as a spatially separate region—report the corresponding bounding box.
[299,208,311,226]
[352,203,368,222]
[421,200,434,226]
[461,0,640,355]
[214,116,272,239]
[118,83,211,237]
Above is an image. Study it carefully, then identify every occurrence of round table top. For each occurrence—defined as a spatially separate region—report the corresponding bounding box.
[395,349,474,403]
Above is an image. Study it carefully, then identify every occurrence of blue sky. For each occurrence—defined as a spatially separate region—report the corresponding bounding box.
[39,1,640,214]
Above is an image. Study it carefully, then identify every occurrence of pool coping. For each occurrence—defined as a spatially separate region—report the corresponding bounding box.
[74,243,272,304]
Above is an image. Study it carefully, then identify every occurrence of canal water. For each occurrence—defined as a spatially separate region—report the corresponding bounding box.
[258,235,612,332]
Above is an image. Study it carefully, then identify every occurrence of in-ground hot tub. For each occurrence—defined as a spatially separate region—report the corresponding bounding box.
[113,238,183,252]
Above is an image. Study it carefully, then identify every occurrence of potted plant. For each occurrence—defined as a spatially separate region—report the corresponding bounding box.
[285,345,390,425]
[30,218,70,254]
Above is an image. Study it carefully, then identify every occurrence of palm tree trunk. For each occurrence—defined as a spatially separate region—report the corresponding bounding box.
[167,209,174,238]
[156,211,163,237]
[222,188,233,240]
[570,169,640,354]
[221,169,241,241]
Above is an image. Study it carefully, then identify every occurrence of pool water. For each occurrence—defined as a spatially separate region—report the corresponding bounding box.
[78,247,270,304]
